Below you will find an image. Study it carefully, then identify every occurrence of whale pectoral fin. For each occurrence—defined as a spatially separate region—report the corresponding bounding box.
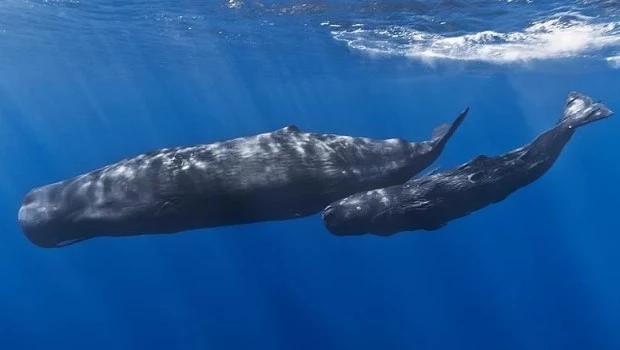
[156,197,181,216]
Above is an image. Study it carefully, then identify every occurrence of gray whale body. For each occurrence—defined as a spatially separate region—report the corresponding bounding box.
[18,109,468,247]
[323,92,613,236]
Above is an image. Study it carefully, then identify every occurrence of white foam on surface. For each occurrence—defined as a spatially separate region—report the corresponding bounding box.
[605,55,620,68]
[330,13,620,66]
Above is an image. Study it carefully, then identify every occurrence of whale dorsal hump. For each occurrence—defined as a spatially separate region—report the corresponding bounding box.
[457,154,489,170]
[470,155,489,164]
[280,125,301,133]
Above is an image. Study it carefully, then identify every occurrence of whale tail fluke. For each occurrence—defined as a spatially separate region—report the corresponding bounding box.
[560,91,613,129]
[431,107,469,148]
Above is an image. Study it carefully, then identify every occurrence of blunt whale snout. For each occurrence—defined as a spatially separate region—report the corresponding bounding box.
[322,202,370,236]
[17,187,83,248]
[18,190,59,248]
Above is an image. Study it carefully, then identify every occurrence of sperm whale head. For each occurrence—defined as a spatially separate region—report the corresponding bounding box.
[18,185,89,248]
[322,198,376,236]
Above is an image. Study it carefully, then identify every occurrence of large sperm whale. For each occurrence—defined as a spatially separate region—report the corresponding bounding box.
[18,109,468,247]
[322,91,612,236]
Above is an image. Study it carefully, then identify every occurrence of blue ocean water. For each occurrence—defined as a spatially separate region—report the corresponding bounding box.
[1,0,620,349]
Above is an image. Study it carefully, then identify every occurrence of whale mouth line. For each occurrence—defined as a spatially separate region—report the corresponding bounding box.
[53,237,89,248]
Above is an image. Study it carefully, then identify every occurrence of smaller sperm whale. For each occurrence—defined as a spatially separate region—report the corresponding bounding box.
[18,108,468,248]
[322,91,613,236]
